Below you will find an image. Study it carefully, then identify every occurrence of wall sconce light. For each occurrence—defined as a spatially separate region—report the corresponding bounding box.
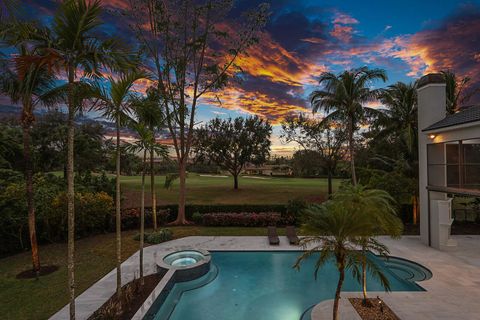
[429,134,436,139]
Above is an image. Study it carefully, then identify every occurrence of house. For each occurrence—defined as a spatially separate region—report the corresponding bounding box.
[417,73,480,250]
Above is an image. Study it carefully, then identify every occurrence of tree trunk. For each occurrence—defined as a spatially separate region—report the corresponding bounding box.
[333,259,345,320]
[233,173,239,190]
[140,149,147,285]
[412,194,418,225]
[150,149,157,230]
[348,117,357,186]
[23,119,40,275]
[67,66,76,320]
[115,117,122,299]
[362,247,368,302]
[172,159,188,224]
[327,169,333,196]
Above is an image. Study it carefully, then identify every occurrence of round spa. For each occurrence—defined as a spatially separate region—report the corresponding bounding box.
[159,249,211,282]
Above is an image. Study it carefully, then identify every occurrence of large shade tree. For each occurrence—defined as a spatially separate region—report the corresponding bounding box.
[310,67,387,185]
[126,0,269,224]
[194,116,272,189]
[281,114,346,195]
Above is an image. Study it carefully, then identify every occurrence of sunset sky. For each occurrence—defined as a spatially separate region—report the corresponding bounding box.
[2,0,480,155]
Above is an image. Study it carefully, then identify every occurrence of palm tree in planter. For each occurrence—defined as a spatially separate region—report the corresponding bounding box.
[125,121,167,285]
[294,201,371,320]
[333,184,403,305]
[310,67,387,185]
[91,70,148,299]
[0,45,56,277]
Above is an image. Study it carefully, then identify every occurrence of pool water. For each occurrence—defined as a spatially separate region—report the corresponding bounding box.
[150,251,425,320]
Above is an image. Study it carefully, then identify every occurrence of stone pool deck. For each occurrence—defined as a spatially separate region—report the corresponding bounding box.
[50,235,480,320]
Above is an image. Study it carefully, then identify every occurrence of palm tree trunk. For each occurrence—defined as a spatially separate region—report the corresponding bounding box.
[67,66,76,320]
[140,149,147,285]
[22,116,40,275]
[115,117,122,298]
[333,259,346,320]
[150,149,157,230]
[362,246,368,302]
[412,194,418,225]
[348,117,357,186]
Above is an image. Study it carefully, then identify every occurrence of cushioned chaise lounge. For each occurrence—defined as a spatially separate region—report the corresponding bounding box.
[268,226,280,245]
[286,226,299,245]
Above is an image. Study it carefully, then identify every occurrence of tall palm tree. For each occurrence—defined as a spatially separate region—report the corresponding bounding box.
[0,49,55,277]
[25,1,133,317]
[92,70,147,298]
[310,67,387,185]
[333,184,403,304]
[442,70,471,115]
[379,82,419,223]
[294,202,373,320]
[125,122,167,285]
[131,87,165,231]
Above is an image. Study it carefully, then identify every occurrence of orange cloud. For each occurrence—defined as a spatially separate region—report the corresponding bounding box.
[236,32,327,87]
[333,13,359,25]
[201,87,308,124]
[330,24,354,43]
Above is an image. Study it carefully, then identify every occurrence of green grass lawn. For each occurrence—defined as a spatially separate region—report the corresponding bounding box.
[0,226,297,320]
[120,173,342,207]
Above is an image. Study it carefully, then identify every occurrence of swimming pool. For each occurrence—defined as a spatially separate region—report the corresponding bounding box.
[147,251,427,320]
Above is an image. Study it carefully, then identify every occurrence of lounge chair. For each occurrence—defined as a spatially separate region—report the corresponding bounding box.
[267,226,280,245]
[286,226,299,245]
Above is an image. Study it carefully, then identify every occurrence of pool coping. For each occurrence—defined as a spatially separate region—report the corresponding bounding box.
[131,248,211,320]
[49,235,480,320]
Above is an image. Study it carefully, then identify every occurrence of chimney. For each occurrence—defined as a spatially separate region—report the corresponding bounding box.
[417,73,446,130]
[416,73,447,246]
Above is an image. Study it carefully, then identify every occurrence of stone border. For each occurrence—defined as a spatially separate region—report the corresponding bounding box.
[131,248,211,320]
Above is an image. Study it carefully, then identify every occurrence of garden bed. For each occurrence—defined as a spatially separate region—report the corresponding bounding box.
[349,298,400,320]
[88,272,166,320]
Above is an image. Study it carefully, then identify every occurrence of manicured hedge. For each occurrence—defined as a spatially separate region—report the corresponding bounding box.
[201,212,296,227]
[144,204,288,221]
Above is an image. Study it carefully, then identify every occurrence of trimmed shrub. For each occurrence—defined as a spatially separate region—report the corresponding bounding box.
[134,229,173,244]
[192,212,202,224]
[202,212,284,227]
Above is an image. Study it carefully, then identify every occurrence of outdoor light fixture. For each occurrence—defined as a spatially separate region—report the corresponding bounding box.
[429,134,436,139]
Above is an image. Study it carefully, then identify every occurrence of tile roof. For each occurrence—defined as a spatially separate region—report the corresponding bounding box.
[423,106,480,131]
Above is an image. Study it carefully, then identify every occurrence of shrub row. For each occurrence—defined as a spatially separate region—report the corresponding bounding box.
[201,212,294,227]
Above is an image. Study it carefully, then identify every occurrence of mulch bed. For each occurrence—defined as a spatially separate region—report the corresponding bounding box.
[16,265,59,279]
[89,272,166,320]
[349,298,400,320]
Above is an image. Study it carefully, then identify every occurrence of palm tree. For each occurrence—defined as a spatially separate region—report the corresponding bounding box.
[0,49,55,277]
[333,184,403,304]
[92,70,147,298]
[379,82,419,223]
[310,67,387,185]
[294,202,372,320]
[130,88,165,231]
[442,70,471,115]
[126,120,167,285]
[24,1,133,317]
